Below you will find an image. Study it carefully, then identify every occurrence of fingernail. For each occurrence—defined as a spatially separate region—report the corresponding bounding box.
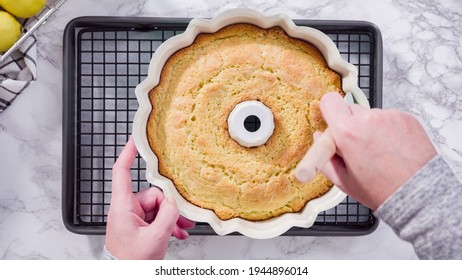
[294,168,314,183]
[313,131,322,140]
[166,197,177,205]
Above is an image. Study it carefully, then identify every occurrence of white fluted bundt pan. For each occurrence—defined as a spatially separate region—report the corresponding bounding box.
[133,9,369,239]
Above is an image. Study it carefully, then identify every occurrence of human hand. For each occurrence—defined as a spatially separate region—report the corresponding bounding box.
[106,136,195,259]
[302,92,437,210]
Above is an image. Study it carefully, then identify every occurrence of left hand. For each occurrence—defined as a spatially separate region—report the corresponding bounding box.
[105,136,195,259]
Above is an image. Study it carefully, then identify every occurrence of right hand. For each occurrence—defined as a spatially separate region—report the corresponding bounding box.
[312,92,437,210]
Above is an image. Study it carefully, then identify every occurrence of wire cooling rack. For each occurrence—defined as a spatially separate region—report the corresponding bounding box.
[63,17,382,235]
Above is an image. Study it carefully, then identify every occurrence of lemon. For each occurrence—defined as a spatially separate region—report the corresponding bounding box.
[0,11,22,52]
[0,0,46,18]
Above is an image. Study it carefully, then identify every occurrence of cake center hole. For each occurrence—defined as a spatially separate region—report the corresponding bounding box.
[244,115,261,132]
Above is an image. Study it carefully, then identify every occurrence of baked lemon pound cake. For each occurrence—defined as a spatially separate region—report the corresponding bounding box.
[147,23,344,221]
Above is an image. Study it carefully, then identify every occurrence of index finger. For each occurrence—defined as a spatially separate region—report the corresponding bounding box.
[111,136,138,200]
[320,92,352,127]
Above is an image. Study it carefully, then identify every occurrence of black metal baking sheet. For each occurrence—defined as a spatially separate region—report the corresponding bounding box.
[62,16,382,235]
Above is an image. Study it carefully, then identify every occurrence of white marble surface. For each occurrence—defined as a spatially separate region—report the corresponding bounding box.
[0,0,461,259]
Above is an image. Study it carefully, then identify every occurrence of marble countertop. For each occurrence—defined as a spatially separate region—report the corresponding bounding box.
[1,0,461,259]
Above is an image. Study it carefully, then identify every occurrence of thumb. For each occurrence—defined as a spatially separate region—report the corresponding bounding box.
[147,197,180,240]
[111,136,138,202]
[313,131,322,141]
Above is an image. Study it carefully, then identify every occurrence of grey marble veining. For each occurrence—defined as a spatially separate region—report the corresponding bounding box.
[0,0,460,259]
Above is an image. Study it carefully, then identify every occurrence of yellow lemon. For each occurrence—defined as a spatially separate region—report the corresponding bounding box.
[0,0,46,18]
[0,11,22,52]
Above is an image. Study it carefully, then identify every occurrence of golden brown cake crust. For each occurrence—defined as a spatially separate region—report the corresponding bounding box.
[147,23,344,221]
